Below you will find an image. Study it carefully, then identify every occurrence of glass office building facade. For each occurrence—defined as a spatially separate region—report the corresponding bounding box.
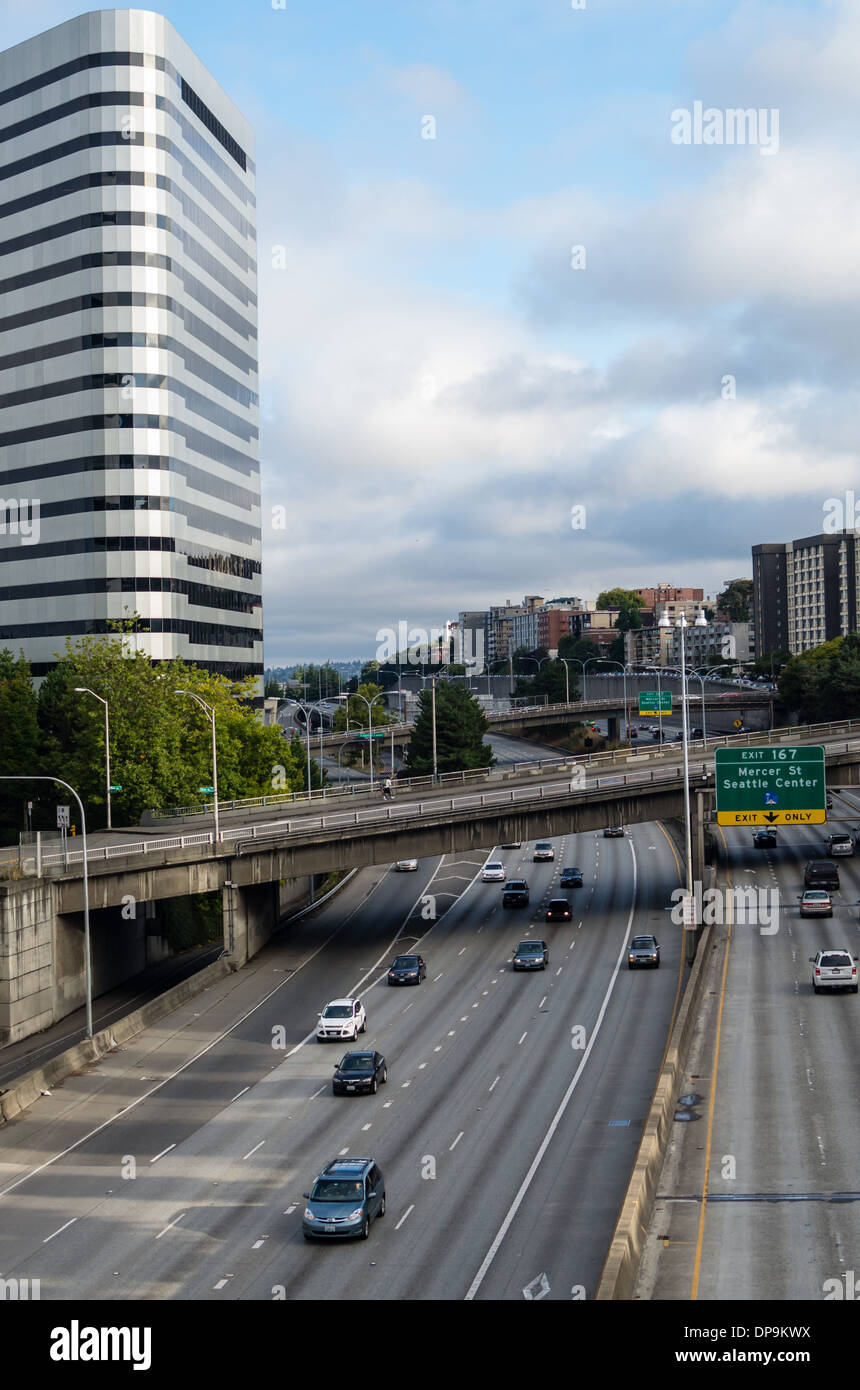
[0,10,262,685]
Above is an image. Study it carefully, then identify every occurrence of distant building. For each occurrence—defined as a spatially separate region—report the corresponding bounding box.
[752,532,860,657]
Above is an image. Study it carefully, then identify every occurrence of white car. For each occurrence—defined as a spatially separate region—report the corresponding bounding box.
[482,861,506,882]
[533,841,555,861]
[317,998,367,1041]
[395,859,419,871]
[810,949,858,993]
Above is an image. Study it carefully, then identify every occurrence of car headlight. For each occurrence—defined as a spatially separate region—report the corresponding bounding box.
[304,1206,315,1220]
[347,1207,364,1221]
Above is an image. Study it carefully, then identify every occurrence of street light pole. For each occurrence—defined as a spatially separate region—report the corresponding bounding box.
[0,775,92,1038]
[74,687,112,830]
[659,610,707,962]
[176,690,219,844]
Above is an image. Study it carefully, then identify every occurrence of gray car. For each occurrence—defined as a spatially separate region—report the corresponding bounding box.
[302,1157,385,1240]
[628,934,660,969]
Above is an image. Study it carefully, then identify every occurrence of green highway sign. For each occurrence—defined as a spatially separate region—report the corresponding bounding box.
[109,785,122,792]
[715,746,826,826]
[357,731,385,739]
[639,691,672,717]
[199,785,214,793]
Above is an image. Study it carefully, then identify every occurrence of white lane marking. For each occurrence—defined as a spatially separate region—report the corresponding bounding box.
[403,1002,415,1013]
[418,1062,427,1069]
[518,1032,528,1046]
[43,1218,77,1243]
[395,1205,414,1230]
[243,1141,265,1160]
[252,1238,267,1249]
[458,948,467,956]
[213,1278,230,1290]
[401,1080,411,1088]
[383,1101,392,1108]
[150,1143,176,1165]
[433,973,444,981]
[482,990,489,996]
[433,1045,442,1052]
[361,1123,372,1131]
[339,1147,349,1155]
[310,1085,325,1099]
[231,1086,250,1102]
[465,836,639,1301]
[539,996,547,1009]
[448,1030,456,1036]
[472,1003,479,1009]
[449,1131,464,1151]
[556,967,563,976]
[284,1205,297,1215]
[460,1016,468,1022]
[491,978,498,984]
[489,1076,500,1092]
[155,1212,186,1240]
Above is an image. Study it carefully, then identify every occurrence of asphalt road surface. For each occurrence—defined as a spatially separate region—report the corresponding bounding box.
[0,825,685,1301]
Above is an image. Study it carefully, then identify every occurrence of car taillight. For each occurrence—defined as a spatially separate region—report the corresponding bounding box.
[814,969,820,976]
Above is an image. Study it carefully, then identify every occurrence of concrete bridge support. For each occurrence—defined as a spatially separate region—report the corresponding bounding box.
[223,875,279,966]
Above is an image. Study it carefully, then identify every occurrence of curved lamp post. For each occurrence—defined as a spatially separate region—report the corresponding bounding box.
[176,690,219,844]
[74,687,112,829]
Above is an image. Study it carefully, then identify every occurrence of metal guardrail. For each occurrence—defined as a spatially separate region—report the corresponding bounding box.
[36,727,860,874]
[149,717,859,822]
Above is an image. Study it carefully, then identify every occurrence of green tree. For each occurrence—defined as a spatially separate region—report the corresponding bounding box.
[596,589,644,630]
[716,579,753,623]
[778,634,860,723]
[557,635,599,663]
[0,649,40,843]
[405,682,494,776]
[264,675,283,697]
[37,632,306,826]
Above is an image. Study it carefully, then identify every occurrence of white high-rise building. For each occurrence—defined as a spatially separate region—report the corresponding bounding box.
[0,10,262,686]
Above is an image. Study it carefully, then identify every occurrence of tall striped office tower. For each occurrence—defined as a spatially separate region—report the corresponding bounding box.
[0,10,263,686]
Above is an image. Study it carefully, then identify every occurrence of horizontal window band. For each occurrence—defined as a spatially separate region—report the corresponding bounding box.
[0,454,258,501]
[0,413,258,477]
[0,575,260,614]
[0,332,257,403]
[0,617,262,647]
[0,84,247,175]
[28,658,264,680]
[0,288,256,347]
[0,534,260,578]
[0,373,258,442]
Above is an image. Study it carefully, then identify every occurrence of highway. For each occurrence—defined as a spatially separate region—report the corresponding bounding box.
[0,824,686,1301]
[636,787,860,1300]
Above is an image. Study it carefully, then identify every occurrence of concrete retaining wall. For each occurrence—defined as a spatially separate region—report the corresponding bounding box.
[596,899,715,1299]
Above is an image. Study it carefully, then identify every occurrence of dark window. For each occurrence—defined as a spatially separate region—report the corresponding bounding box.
[180,76,247,170]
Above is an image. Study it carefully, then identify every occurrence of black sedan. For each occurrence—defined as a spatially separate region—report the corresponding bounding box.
[545,899,572,922]
[332,1051,388,1095]
[753,829,777,848]
[387,953,426,985]
[560,867,583,887]
[603,826,624,838]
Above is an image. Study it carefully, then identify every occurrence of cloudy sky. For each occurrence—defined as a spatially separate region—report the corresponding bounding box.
[5,0,858,661]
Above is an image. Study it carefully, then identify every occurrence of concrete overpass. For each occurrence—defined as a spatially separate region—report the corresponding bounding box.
[3,719,859,1048]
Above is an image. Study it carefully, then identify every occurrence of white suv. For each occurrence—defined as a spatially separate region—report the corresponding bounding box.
[317,998,367,1041]
[810,950,858,993]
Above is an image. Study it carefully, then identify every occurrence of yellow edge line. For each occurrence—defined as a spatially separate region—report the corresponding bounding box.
[690,823,732,1300]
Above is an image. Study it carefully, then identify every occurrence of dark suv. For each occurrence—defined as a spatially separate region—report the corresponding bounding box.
[387,954,426,985]
[502,879,530,907]
[332,1051,388,1095]
[804,860,840,890]
[302,1158,385,1240]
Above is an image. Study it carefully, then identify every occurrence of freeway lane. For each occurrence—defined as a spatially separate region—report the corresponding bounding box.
[637,797,860,1300]
[0,823,686,1302]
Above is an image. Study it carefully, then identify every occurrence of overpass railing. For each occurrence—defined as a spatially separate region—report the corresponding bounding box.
[148,716,858,823]
[37,727,860,874]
